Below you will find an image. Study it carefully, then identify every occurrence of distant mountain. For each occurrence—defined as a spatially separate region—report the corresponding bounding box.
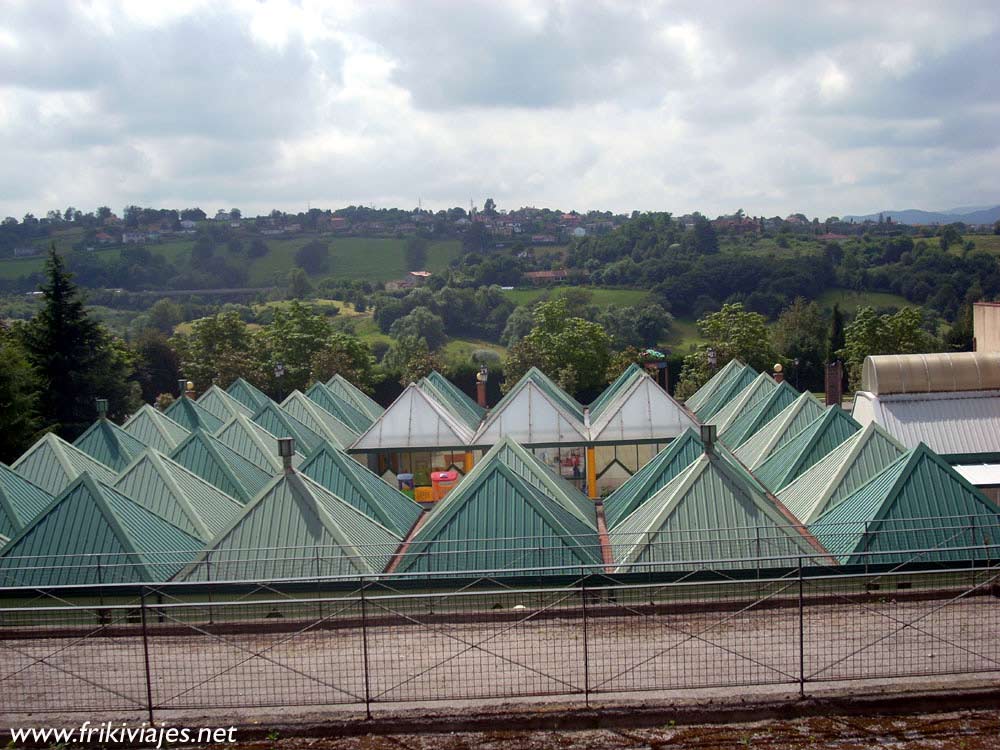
[842,205,1000,226]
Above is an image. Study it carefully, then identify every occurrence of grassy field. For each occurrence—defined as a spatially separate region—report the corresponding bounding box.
[501,286,650,307]
[663,317,706,352]
[816,288,910,312]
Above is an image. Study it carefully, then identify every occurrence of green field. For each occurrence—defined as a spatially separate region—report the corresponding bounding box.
[663,317,706,352]
[816,288,910,312]
[501,286,650,307]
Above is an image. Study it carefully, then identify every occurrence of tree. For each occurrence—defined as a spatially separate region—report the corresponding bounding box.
[502,299,612,396]
[389,306,447,350]
[287,267,313,298]
[132,330,181,404]
[148,298,184,334]
[404,236,429,270]
[247,237,269,258]
[945,303,974,352]
[295,240,330,274]
[500,305,534,346]
[255,301,334,396]
[771,297,827,391]
[827,303,845,364]
[382,335,442,386]
[22,249,138,437]
[483,198,497,216]
[692,215,719,254]
[310,333,377,394]
[0,329,42,463]
[171,310,258,391]
[599,303,672,349]
[839,306,940,389]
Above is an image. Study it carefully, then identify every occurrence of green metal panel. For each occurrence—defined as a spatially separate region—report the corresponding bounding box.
[327,373,384,421]
[0,463,53,541]
[215,414,302,472]
[810,444,1000,564]
[115,450,243,541]
[708,373,779,435]
[735,392,826,468]
[720,380,799,448]
[589,364,645,421]
[684,358,745,413]
[754,407,861,492]
[778,423,906,523]
[169,430,273,504]
[610,452,821,569]
[300,443,422,536]
[397,461,601,574]
[0,474,203,586]
[305,382,373,432]
[252,401,326,455]
[694,365,758,421]
[281,391,359,450]
[12,433,118,496]
[124,405,191,452]
[226,377,271,411]
[197,385,254,421]
[164,396,224,433]
[72,419,147,472]
[422,371,485,425]
[179,472,400,581]
[603,429,704,529]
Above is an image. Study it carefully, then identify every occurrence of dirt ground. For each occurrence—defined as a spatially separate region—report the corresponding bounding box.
[217,711,1000,750]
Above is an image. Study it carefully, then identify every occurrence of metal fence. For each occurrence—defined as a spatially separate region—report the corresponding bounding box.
[2,545,1000,721]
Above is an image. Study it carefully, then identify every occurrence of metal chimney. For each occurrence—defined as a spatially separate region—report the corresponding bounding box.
[95,398,108,419]
[277,437,295,473]
[178,379,187,397]
[700,423,717,454]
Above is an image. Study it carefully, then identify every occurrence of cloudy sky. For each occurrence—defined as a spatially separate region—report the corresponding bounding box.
[2,0,998,220]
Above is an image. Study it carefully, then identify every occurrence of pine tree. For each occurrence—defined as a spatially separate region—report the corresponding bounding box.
[827,303,845,363]
[0,328,41,463]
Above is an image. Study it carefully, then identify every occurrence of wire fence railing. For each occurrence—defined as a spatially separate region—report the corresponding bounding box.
[1,551,999,720]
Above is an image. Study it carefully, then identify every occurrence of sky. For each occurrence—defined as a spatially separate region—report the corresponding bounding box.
[1,0,999,220]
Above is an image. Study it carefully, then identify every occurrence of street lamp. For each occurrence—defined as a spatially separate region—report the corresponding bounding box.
[794,358,800,390]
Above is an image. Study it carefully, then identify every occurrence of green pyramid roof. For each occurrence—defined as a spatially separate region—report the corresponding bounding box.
[810,443,1000,564]
[300,443,422,536]
[735,392,826,468]
[326,373,384,421]
[694,364,758,421]
[252,401,327,455]
[395,458,601,574]
[124,404,191,452]
[417,371,485,430]
[164,396,224,433]
[0,473,203,586]
[778,423,906,524]
[305,381,374,432]
[610,450,825,570]
[590,364,645,421]
[0,463,53,543]
[215,413,303,472]
[115,450,244,541]
[169,429,273,504]
[472,370,591,446]
[72,418,147,472]
[603,429,704,529]
[226,377,271,412]
[281,391,359,450]
[720,380,799,448]
[197,385,254,421]
[754,407,861,492]
[684,358,745,413]
[178,471,401,581]
[707,372,779,435]
[12,433,118,496]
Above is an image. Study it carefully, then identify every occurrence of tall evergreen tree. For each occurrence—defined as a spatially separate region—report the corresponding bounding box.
[0,326,42,463]
[23,248,136,438]
[827,303,845,363]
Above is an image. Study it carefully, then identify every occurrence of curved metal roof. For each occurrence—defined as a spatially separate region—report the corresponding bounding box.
[861,352,1000,395]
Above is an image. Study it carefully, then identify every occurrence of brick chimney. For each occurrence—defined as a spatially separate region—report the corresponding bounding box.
[475,366,489,408]
[825,361,844,407]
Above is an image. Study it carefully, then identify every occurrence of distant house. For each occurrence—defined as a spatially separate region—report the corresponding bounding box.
[180,219,197,230]
[529,234,558,245]
[13,246,41,257]
[94,232,115,244]
[409,271,432,282]
[524,269,570,284]
[122,231,146,244]
[572,227,587,238]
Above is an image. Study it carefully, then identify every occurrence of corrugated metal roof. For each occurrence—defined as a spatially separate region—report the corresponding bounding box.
[252,401,328,455]
[735,392,826,468]
[684,358,745,413]
[610,450,823,570]
[327,373,384,421]
[0,473,203,586]
[0,463,53,543]
[852,389,1000,455]
[418,371,485,428]
[124,404,191,452]
[169,429,273,503]
[163,396,224,434]
[226,377,271,411]
[754,407,861,492]
[72,419,147,472]
[810,443,1000,564]
[589,372,698,443]
[694,364,758,421]
[305,382,374,432]
[178,471,401,581]
[472,378,590,447]
[280,390,359,450]
[352,382,477,450]
[300,443,423,536]
[395,459,601,574]
[603,429,704,529]
[862,352,1000,395]
[777,423,907,524]
[115,449,243,541]
[197,384,254,421]
[590,364,645,421]
[215,413,303,472]
[720,380,799,448]
[11,433,118,496]
[707,372,779,435]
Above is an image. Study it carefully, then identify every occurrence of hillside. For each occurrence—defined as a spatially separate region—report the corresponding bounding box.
[843,205,1000,225]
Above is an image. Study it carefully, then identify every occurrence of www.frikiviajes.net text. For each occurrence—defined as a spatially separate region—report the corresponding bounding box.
[10,721,238,748]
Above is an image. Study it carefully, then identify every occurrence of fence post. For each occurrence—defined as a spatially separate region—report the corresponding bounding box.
[360,578,372,720]
[580,569,590,707]
[797,557,805,699]
[139,587,155,723]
